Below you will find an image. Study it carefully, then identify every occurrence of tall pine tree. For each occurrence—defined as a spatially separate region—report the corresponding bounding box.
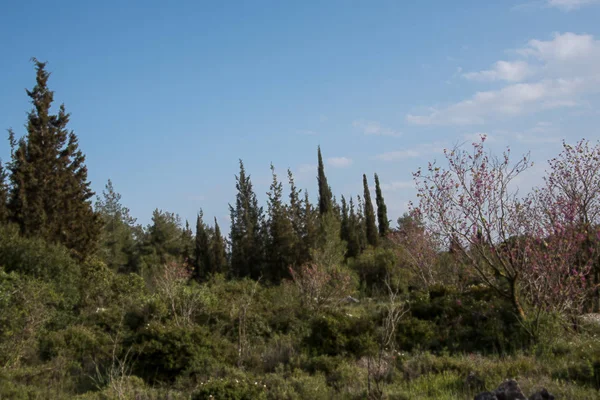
[374,173,390,237]
[7,59,101,258]
[265,164,296,283]
[229,160,265,279]
[287,169,304,267]
[95,179,137,272]
[362,174,378,247]
[317,146,333,216]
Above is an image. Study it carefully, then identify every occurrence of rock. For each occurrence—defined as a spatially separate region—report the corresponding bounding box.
[528,389,555,400]
[494,379,527,400]
[474,392,498,400]
[474,379,527,400]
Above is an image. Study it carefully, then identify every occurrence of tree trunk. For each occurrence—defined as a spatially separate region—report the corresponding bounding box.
[509,278,526,321]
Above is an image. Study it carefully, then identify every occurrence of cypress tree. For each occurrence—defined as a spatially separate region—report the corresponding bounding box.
[317,146,333,216]
[210,217,228,275]
[7,59,101,258]
[266,164,296,283]
[229,160,265,279]
[346,197,361,258]
[356,195,368,251]
[363,174,378,247]
[194,210,210,280]
[374,173,390,237]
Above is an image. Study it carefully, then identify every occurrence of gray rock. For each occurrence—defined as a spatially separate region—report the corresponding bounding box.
[528,388,555,400]
[474,379,528,400]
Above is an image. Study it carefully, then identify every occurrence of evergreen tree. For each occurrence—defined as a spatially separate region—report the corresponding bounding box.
[265,164,296,283]
[147,209,183,265]
[317,146,333,216]
[229,160,265,279]
[362,174,378,247]
[287,169,304,267]
[95,179,137,271]
[7,59,101,258]
[0,161,8,224]
[340,195,350,250]
[194,210,211,280]
[181,220,194,266]
[356,195,368,252]
[210,217,228,275]
[346,197,361,258]
[374,173,390,237]
[301,190,319,264]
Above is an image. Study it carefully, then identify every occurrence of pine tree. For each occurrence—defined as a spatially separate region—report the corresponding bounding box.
[374,173,390,237]
[194,210,211,280]
[0,161,8,224]
[7,59,101,258]
[95,179,137,271]
[287,169,304,267]
[265,164,296,283]
[210,217,228,275]
[301,190,319,264]
[317,146,333,216]
[229,160,265,279]
[362,174,378,247]
[147,209,183,265]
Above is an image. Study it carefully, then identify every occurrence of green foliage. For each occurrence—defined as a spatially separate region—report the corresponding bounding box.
[129,321,232,384]
[0,224,80,306]
[305,312,377,357]
[349,247,403,295]
[192,377,268,400]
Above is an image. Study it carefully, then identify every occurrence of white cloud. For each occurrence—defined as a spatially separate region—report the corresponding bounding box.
[376,143,445,161]
[352,120,402,137]
[407,32,600,126]
[463,61,533,82]
[547,0,600,11]
[327,157,353,168]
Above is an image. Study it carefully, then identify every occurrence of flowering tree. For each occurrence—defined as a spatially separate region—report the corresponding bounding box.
[540,139,600,312]
[413,136,598,319]
[412,136,533,319]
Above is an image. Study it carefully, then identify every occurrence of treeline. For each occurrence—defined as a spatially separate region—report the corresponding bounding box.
[0,60,394,284]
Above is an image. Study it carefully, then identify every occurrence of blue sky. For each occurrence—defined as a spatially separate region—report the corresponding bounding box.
[2,0,600,230]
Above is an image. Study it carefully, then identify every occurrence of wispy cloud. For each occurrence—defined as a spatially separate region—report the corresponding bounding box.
[352,120,402,137]
[547,0,600,11]
[407,32,600,126]
[463,61,533,82]
[376,143,445,161]
[327,157,353,168]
